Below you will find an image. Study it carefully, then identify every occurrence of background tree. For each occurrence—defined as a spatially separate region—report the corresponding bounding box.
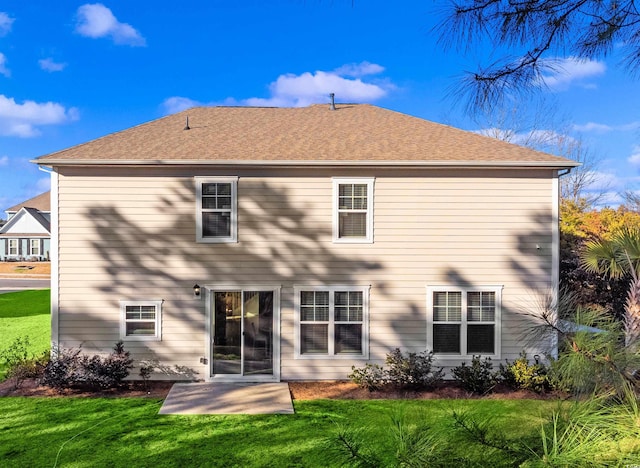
[581,226,640,350]
[437,0,640,109]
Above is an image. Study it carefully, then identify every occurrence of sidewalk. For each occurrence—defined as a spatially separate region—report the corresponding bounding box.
[0,273,51,278]
[159,382,295,415]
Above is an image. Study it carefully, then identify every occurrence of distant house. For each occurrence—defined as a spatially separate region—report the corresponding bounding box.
[35,104,578,382]
[0,191,51,261]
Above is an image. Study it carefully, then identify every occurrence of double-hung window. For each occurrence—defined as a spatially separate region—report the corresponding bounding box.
[195,177,238,243]
[295,286,369,358]
[29,239,40,257]
[120,300,163,341]
[333,178,374,243]
[427,286,501,358]
[8,239,18,256]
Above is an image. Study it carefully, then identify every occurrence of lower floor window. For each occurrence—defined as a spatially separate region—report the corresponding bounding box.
[8,239,18,256]
[120,300,163,341]
[295,286,369,358]
[30,239,40,256]
[428,286,501,357]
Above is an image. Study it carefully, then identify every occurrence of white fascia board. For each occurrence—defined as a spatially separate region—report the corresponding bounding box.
[34,159,581,169]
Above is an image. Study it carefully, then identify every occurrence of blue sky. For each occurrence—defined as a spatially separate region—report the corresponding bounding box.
[0,1,638,216]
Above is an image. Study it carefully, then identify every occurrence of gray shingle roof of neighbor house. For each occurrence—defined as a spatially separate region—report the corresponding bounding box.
[5,191,50,213]
[34,104,579,168]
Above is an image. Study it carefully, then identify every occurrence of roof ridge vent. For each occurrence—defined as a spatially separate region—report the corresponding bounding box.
[184,116,190,130]
[329,93,336,111]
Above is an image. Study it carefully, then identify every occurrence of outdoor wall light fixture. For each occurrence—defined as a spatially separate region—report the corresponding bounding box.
[193,284,201,297]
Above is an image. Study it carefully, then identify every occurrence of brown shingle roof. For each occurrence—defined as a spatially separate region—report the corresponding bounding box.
[35,104,577,168]
[5,191,50,213]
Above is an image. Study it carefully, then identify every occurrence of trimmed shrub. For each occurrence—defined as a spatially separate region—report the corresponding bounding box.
[498,352,551,393]
[349,348,444,391]
[385,348,444,390]
[452,356,497,394]
[41,341,134,391]
[348,363,386,391]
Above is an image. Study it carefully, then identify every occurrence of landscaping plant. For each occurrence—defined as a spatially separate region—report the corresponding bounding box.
[348,363,386,392]
[452,355,497,395]
[0,335,49,389]
[42,341,134,391]
[498,351,551,394]
[348,348,444,391]
[384,348,444,390]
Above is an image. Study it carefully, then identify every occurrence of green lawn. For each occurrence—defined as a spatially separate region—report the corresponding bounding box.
[0,289,50,378]
[0,398,556,467]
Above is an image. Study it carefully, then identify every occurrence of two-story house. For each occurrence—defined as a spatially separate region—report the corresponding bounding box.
[35,104,577,381]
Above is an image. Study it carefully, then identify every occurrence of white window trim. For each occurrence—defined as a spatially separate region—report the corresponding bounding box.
[294,285,370,359]
[426,285,502,361]
[29,239,40,256]
[195,176,238,243]
[332,177,374,244]
[7,239,18,256]
[119,299,163,341]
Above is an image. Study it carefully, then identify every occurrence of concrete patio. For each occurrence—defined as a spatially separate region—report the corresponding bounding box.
[158,382,294,415]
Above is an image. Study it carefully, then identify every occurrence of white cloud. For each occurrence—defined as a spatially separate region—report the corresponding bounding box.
[75,3,146,46]
[0,12,14,37]
[333,61,385,78]
[0,95,79,137]
[0,53,10,77]
[162,96,202,114]
[573,121,640,133]
[162,63,392,114]
[573,122,613,133]
[36,177,51,193]
[628,146,640,167]
[0,155,8,166]
[39,58,67,72]
[540,57,606,90]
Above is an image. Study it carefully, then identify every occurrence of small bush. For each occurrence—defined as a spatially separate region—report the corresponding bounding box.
[452,356,496,394]
[385,348,444,390]
[498,352,551,393]
[348,363,386,391]
[349,348,444,391]
[41,341,134,391]
[0,336,49,388]
[139,362,154,391]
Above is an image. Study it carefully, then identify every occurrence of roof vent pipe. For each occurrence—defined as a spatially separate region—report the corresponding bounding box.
[184,116,190,130]
[329,93,336,111]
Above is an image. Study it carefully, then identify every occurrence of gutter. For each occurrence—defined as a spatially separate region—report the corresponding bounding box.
[33,159,581,170]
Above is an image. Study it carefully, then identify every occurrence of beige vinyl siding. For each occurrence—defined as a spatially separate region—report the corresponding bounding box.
[56,166,556,380]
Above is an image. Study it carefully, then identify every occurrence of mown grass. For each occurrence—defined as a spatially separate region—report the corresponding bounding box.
[0,289,50,378]
[0,398,556,468]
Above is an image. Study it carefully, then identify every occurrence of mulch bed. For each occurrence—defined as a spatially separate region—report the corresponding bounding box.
[0,378,174,398]
[0,378,559,400]
[287,381,559,400]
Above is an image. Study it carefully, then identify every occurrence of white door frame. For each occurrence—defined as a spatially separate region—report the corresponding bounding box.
[204,284,281,382]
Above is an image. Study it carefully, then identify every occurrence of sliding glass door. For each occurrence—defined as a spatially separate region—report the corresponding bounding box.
[211,290,274,377]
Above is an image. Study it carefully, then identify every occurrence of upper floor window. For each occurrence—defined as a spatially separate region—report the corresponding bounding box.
[195,177,238,243]
[332,178,374,243]
[427,286,502,358]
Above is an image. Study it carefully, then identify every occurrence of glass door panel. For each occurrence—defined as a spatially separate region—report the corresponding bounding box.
[212,290,274,377]
[213,292,242,374]
[243,291,273,375]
